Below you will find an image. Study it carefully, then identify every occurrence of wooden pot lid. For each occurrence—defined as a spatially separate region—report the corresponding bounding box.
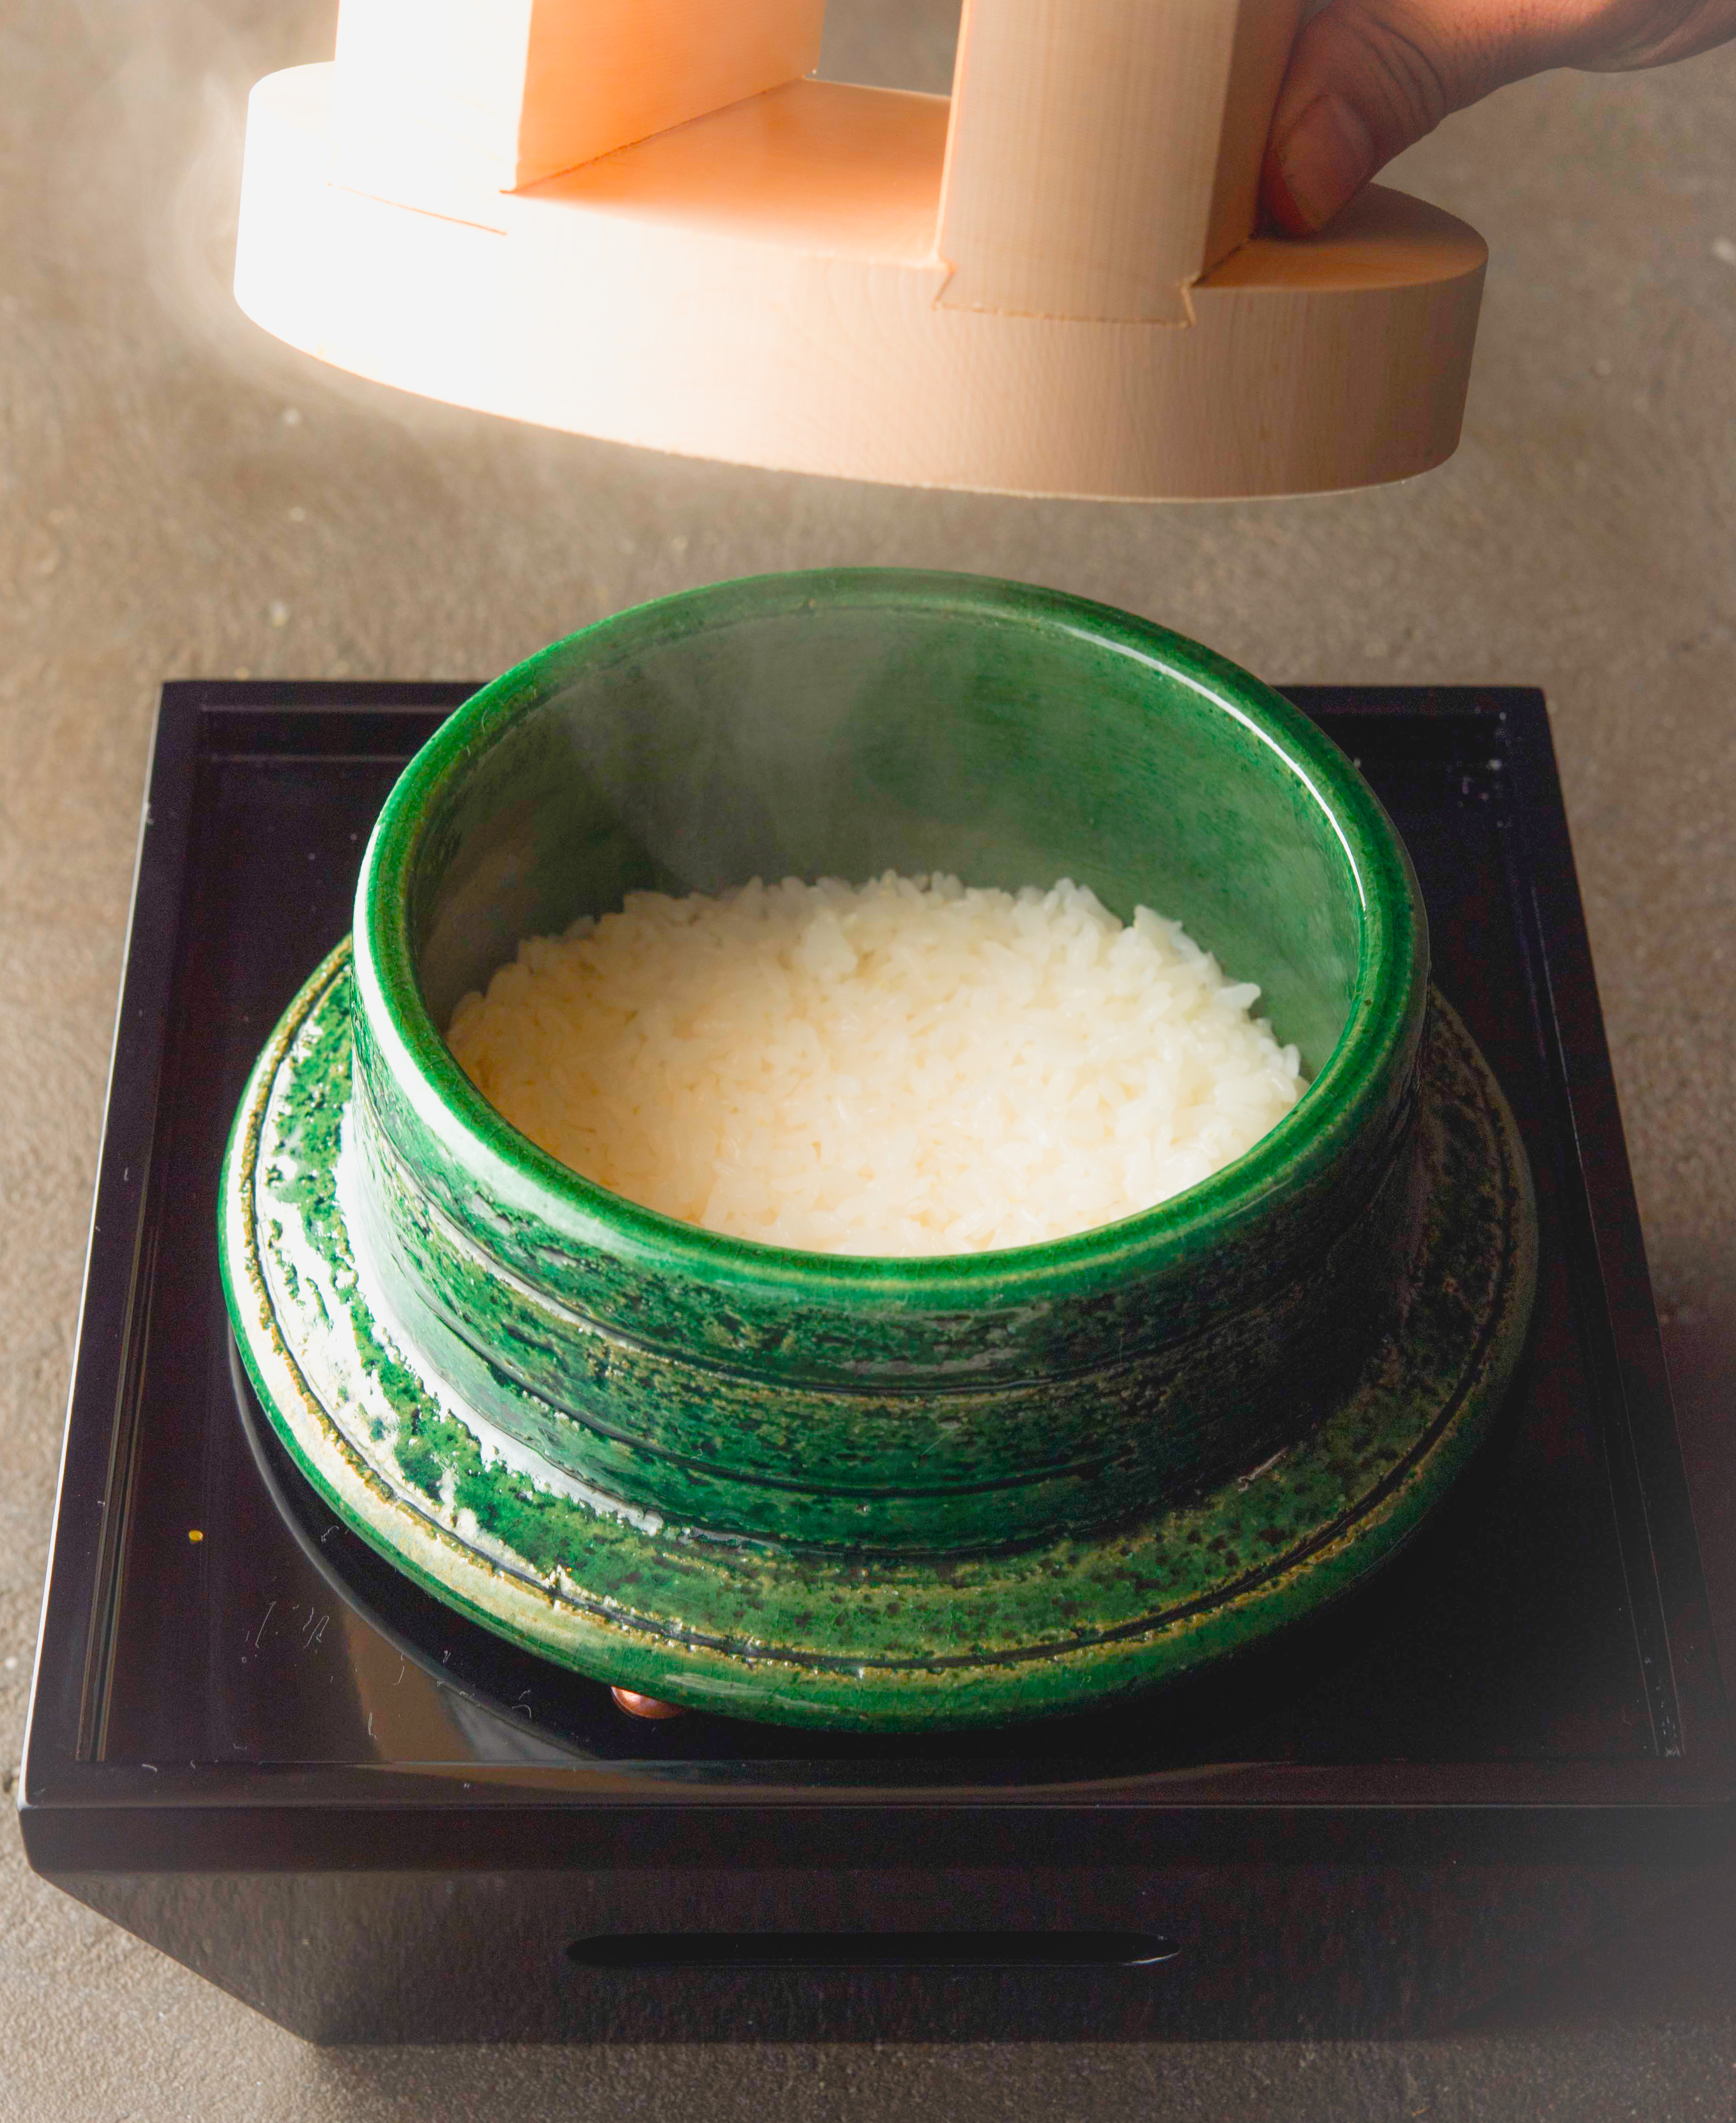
[233,2,1487,500]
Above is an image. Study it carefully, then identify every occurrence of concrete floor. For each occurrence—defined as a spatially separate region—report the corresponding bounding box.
[4,0,1736,2114]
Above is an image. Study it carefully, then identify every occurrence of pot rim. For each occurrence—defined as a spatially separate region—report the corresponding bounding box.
[353,569,1426,1301]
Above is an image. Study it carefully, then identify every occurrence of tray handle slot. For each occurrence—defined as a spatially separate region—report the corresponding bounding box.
[567,1931,1181,1973]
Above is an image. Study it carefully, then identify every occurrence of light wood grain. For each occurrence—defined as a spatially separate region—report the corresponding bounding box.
[937,0,1302,322]
[330,0,825,229]
[237,65,1486,500]
[537,76,951,262]
[1202,0,1308,271]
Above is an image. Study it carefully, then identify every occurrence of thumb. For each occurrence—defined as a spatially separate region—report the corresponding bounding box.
[1261,0,1541,233]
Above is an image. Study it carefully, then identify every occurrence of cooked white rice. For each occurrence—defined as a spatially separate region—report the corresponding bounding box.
[446,873,1304,1257]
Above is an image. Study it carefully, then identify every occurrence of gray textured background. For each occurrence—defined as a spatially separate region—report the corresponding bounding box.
[5,0,1736,2114]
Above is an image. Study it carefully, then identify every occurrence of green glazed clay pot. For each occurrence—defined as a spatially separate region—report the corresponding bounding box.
[344,570,1426,1557]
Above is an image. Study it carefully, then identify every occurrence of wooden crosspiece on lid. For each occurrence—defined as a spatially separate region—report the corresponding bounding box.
[235,0,1487,498]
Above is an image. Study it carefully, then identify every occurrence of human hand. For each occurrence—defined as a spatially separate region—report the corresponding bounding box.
[1261,0,1736,233]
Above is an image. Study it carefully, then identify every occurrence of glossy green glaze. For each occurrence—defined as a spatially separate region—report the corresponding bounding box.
[218,570,1541,1727]
[221,949,1535,1731]
[346,572,1430,1553]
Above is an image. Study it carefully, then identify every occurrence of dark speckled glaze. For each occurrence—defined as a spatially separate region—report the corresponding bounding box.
[219,571,1538,1728]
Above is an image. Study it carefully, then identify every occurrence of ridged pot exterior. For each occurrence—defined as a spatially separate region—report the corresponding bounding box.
[348,572,1428,1556]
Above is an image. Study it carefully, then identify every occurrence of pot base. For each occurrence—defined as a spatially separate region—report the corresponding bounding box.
[222,945,1536,1732]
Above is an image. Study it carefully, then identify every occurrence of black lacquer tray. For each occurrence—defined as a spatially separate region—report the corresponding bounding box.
[20,680,1732,2044]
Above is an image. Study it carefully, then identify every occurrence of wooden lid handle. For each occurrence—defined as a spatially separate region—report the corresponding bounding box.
[937,0,1303,322]
[330,0,826,228]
